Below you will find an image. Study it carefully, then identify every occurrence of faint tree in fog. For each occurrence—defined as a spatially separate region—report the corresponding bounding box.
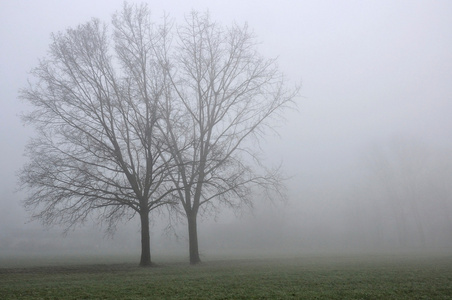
[18,4,177,267]
[365,136,452,248]
[159,12,298,264]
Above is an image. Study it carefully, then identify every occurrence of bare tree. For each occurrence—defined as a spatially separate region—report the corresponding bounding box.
[159,12,298,264]
[18,4,176,267]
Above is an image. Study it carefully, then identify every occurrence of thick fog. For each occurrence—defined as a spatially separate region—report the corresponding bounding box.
[1,1,451,262]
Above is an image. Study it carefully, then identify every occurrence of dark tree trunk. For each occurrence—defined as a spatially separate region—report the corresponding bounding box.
[139,210,152,267]
[188,212,201,264]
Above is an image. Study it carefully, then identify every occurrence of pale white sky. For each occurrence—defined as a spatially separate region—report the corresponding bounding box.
[1,0,451,260]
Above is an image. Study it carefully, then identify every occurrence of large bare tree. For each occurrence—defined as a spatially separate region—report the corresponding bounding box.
[159,12,298,264]
[18,4,176,267]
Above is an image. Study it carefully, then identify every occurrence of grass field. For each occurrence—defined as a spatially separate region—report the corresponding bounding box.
[1,254,452,299]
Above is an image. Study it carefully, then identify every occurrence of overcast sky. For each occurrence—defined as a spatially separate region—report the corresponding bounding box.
[1,1,451,262]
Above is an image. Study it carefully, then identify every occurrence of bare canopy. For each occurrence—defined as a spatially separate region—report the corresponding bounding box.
[18,3,297,265]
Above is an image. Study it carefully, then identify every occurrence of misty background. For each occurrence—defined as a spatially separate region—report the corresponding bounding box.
[1,1,451,261]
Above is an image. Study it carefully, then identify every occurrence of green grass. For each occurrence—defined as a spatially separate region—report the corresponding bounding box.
[1,255,452,299]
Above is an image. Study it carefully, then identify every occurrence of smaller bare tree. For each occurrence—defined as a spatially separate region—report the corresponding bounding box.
[159,12,298,264]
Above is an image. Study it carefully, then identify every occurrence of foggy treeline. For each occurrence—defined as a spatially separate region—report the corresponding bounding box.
[199,136,452,255]
[350,137,452,251]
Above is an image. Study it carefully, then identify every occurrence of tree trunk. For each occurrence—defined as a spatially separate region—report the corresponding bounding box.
[139,210,152,267]
[188,212,201,264]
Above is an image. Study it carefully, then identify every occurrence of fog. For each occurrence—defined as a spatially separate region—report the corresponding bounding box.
[1,1,451,263]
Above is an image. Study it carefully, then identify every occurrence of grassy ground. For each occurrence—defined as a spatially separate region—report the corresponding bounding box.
[1,254,451,299]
